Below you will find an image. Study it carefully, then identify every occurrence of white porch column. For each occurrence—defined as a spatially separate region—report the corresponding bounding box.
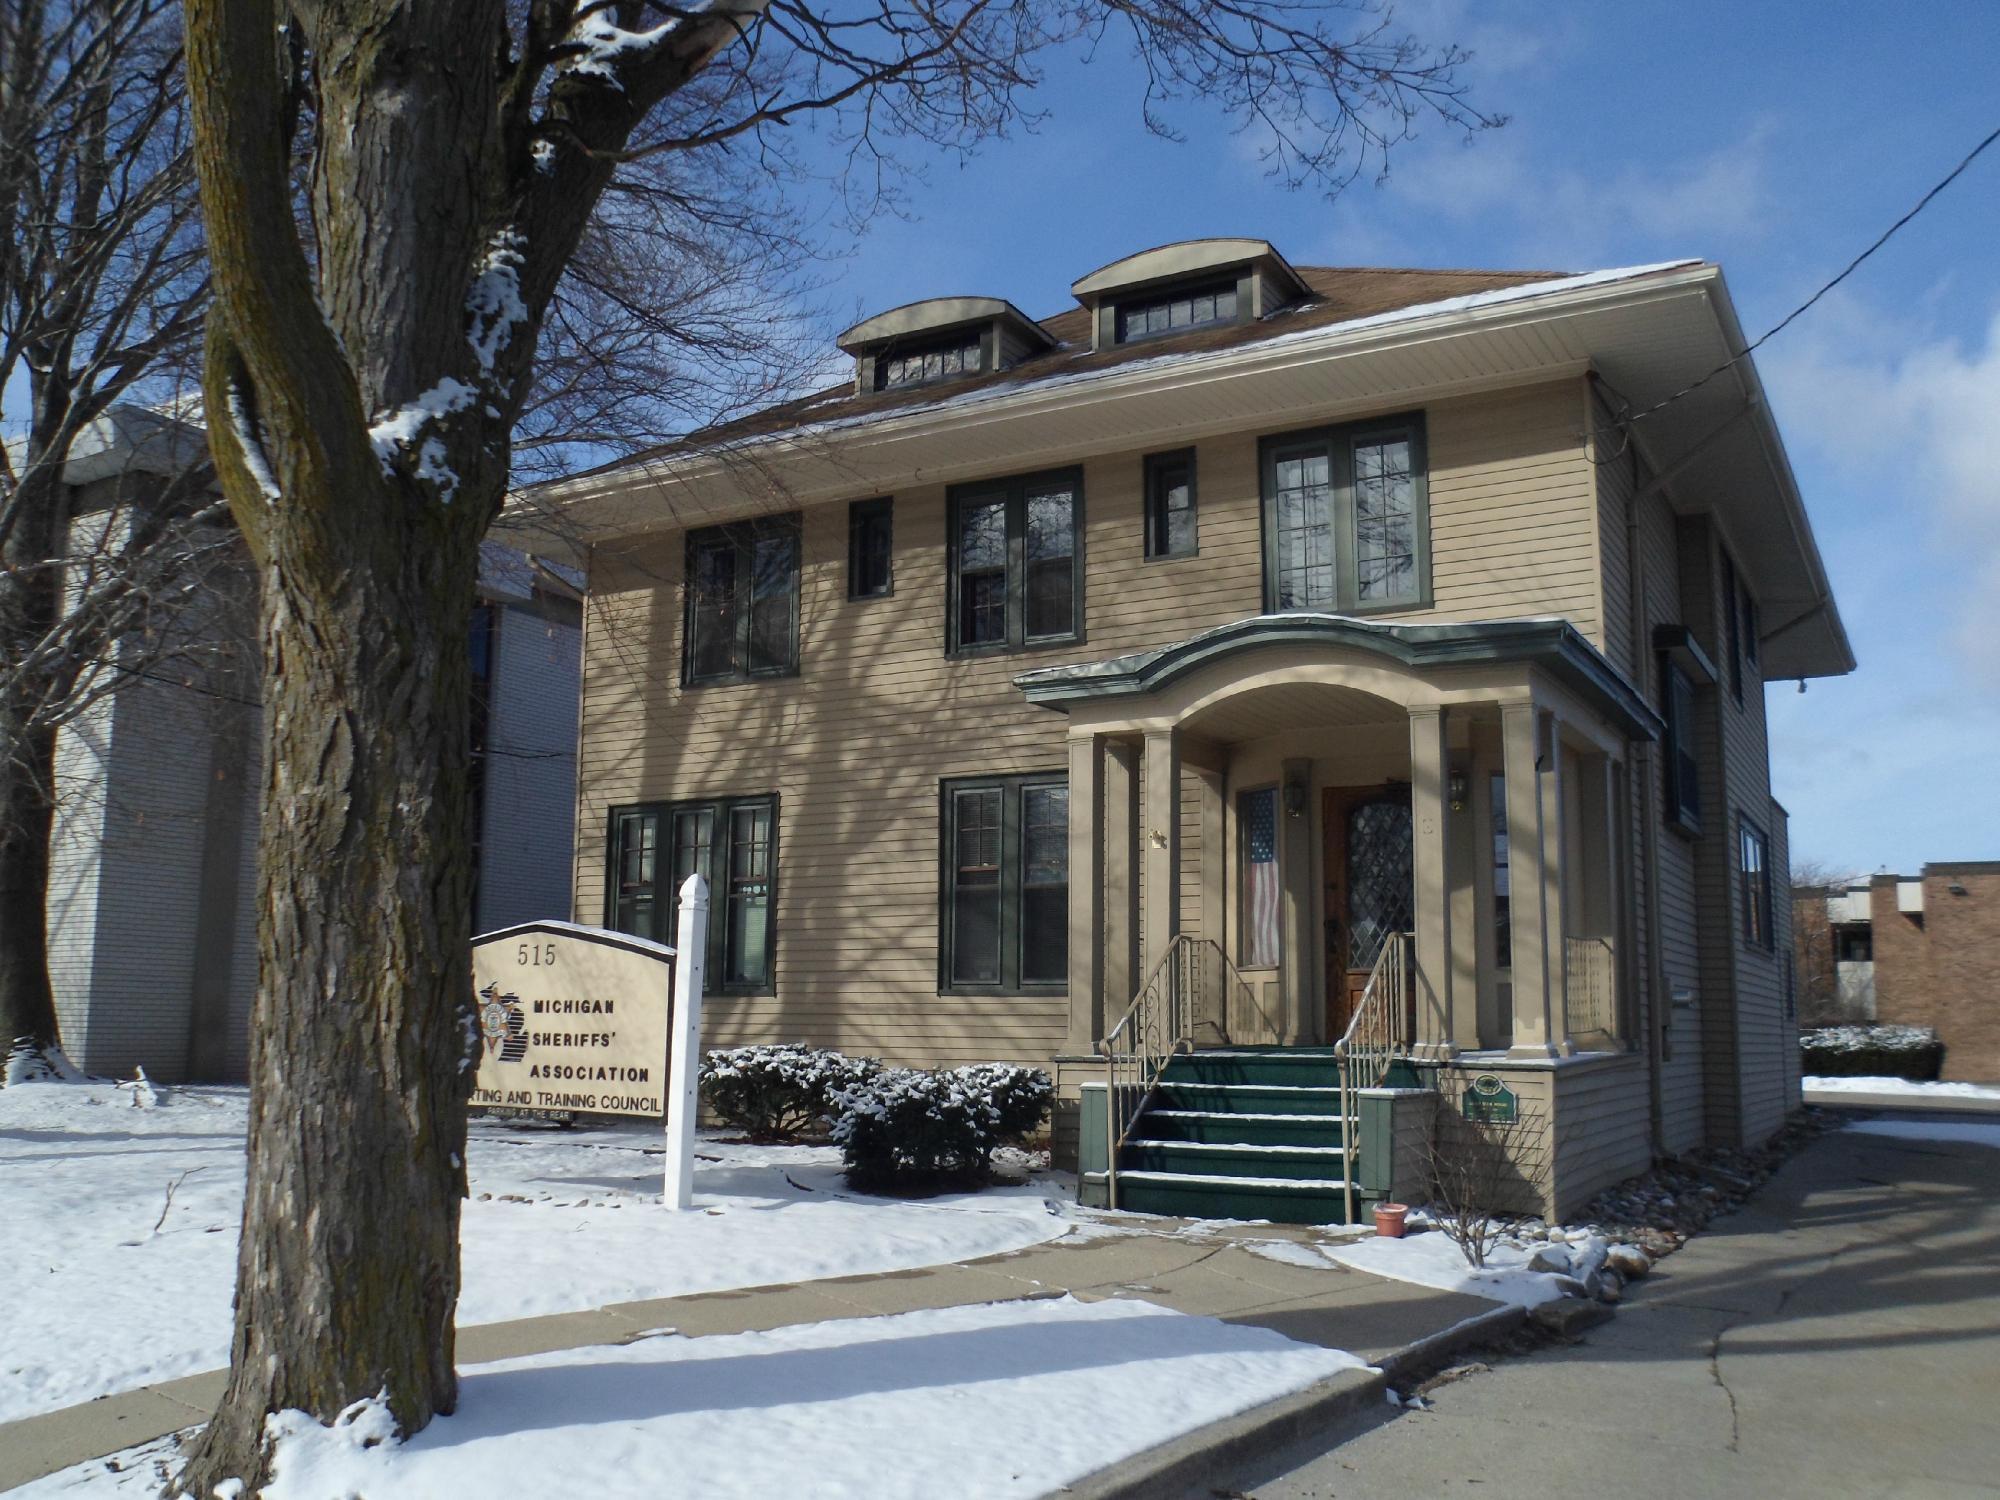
[1104,738,1140,1021]
[1502,701,1559,1058]
[1409,706,1456,1059]
[1064,733,1106,1055]
[1142,729,1181,974]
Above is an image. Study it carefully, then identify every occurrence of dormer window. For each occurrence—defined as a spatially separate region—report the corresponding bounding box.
[837,297,1054,396]
[877,333,984,391]
[1116,279,1240,343]
[1072,238,1310,352]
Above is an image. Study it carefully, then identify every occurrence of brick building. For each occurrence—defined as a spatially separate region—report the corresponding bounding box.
[1868,864,2000,1083]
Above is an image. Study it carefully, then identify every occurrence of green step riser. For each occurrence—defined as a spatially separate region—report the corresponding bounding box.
[1151,1086,1342,1116]
[1108,1180,1358,1226]
[1120,1144,1349,1180]
[1161,1059,1343,1087]
[1133,1117,1346,1147]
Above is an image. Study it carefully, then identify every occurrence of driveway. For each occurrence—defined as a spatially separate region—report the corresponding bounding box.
[1205,1113,2000,1499]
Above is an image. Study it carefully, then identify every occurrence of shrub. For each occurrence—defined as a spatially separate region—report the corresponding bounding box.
[1800,1024,1944,1081]
[832,1063,1052,1191]
[699,1043,879,1141]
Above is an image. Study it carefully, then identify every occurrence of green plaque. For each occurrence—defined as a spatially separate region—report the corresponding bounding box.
[1461,1072,1518,1124]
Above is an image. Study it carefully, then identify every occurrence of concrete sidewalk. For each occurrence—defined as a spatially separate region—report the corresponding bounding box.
[0,1216,1515,1495]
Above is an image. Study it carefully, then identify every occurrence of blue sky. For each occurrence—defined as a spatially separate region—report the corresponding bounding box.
[812,0,2000,879]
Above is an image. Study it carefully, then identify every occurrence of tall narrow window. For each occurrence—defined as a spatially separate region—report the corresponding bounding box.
[1260,415,1428,614]
[848,497,893,599]
[1662,661,1701,832]
[607,795,776,992]
[684,515,800,685]
[941,774,1067,991]
[1144,448,1197,559]
[1239,788,1280,968]
[1489,772,1511,968]
[1740,815,1772,950]
[946,469,1082,653]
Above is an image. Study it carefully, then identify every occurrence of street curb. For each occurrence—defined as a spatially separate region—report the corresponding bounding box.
[1056,1302,1527,1500]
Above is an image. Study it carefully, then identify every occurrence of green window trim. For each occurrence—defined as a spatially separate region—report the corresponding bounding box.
[606,795,778,994]
[1143,447,1198,560]
[939,772,1069,994]
[683,514,801,687]
[945,466,1084,656]
[847,496,894,600]
[1258,412,1431,617]
[1661,657,1701,836]
[1739,813,1773,952]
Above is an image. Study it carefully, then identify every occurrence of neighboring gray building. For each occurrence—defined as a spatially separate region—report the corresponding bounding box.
[44,413,583,1082]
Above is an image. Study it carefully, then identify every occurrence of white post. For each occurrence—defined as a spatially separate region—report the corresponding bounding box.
[664,873,709,1209]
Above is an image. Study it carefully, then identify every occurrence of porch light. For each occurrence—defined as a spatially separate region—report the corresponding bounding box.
[1448,768,1468,812]
[1283,778,1308,819]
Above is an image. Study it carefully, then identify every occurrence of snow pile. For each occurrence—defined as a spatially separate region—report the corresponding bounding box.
[1322,1229,1575,1308]
[3,1037,84,1085]
[19,1297,1364,1500]
[1800,1024,1943,1080]
[0,1084,1085,1425]
[1806,1075,2000,1101]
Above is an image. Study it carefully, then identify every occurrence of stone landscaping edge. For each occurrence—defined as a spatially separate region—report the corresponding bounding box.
[1057,1303,1529,1500]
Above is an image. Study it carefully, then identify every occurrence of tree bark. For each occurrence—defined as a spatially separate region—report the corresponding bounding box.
[171,476,484,1495]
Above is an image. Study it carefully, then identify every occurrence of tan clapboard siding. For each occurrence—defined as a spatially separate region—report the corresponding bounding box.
[574,380,1598,1071]
[1550,1056,1653,1217]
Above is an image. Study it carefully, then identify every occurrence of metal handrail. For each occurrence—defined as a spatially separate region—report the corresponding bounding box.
[1100,935,1201,1211]
[1332,931,1414,1224]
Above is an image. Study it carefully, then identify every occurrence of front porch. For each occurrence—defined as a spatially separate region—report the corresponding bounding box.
[1021,614,1662,1221]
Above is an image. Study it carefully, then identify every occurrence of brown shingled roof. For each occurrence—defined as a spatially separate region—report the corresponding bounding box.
[575,264,1571,477]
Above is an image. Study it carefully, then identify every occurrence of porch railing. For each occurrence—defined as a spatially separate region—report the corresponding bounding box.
[1100,934,1276,1210]
[1563,935,1617,1039]
[1333,931,1414,1225]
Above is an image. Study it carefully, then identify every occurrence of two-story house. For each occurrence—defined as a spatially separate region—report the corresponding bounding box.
[543,238,1853,1222]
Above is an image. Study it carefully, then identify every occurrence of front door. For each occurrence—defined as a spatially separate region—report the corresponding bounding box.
[1322,786,1415,1039]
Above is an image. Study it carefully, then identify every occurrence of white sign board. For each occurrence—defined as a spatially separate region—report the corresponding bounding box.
[469,921,675,1118]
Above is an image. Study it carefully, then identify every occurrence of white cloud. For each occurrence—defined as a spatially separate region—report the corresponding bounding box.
[1762,299,2000,691]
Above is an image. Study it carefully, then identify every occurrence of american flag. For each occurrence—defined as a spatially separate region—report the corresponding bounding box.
[1244,789,1281,967]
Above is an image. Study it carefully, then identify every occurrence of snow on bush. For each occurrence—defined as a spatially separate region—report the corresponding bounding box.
[832,1063,1051,1191]
[1800,1024,1944,1081]
[699,1043,880,1141]
[3,1037,84,1086]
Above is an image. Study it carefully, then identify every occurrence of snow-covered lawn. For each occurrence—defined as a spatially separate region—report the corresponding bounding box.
[1846,1118,2000,1151]
[18,1297,1366,1499]
[0,1083,1081,1425]
[1805,1075,2000,1101]
[1250,1228,1571,1308]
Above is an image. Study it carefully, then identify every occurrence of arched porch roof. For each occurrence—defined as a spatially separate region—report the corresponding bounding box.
[1014,612,1661,742]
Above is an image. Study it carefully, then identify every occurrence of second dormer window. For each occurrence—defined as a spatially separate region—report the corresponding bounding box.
[877,334,983,390]
[1116,279,1239,343]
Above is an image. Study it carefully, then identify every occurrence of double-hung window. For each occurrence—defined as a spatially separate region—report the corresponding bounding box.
[607,796,776,992]
[1144,448,1197,560]
[941,774,1068,991]
[1260,414,1429,613]
[684,514,800,685]
[848,497,893,599]
[1739,815,1772,950]
[1662,661,1701,833]
[947,468,1082,653]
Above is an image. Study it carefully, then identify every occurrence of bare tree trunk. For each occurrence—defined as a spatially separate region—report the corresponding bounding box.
[0,723,61,1060]
[174,498,482,1495]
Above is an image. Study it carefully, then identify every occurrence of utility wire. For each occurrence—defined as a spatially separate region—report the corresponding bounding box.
[1607,121,2000,435]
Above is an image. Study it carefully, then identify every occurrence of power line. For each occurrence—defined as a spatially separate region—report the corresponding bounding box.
[1610,121,2000,433]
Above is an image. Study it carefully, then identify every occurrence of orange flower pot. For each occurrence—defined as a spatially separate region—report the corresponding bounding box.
[1374,1203,1410,1238]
